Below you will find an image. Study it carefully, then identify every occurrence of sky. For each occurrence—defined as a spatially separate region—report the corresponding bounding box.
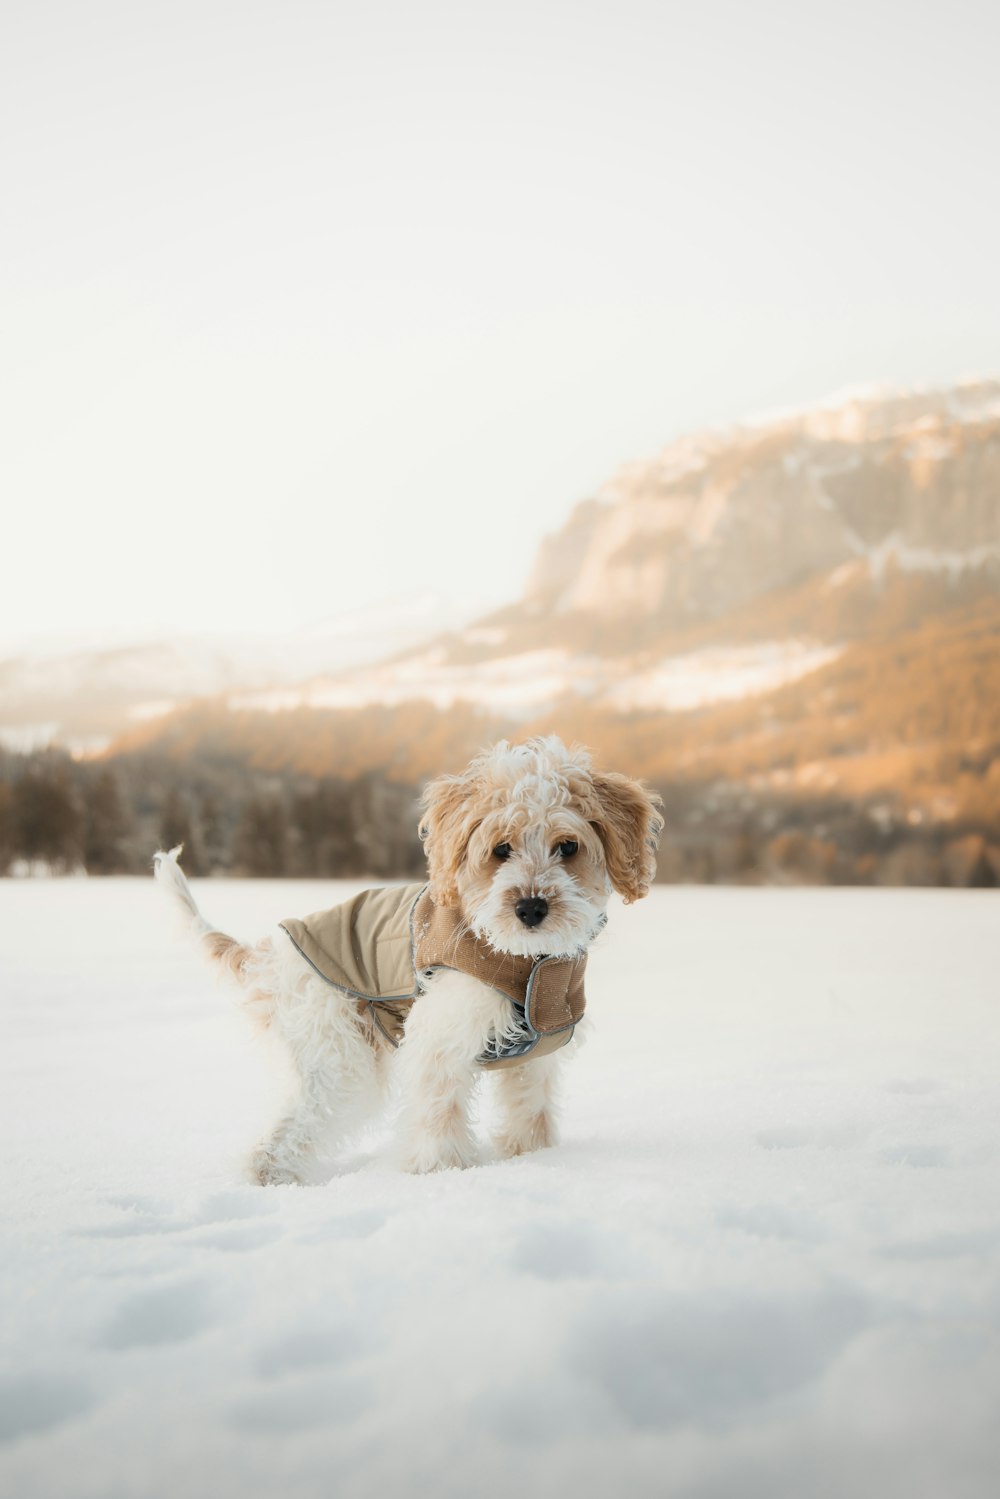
[2,0,999,657]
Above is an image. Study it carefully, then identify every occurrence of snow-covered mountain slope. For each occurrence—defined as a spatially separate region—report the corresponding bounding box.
[523,379,1000,627]
[5,381,999,750]
[217,380,1000,723]
[0,594,474,750]
[230,640,841,717]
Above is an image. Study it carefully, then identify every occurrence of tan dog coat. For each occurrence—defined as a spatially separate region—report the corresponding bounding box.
[280,883,588,1069]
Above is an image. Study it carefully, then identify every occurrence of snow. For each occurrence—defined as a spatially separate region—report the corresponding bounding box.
[228,641,839,722]
[127,700,178,724]
[602,641,840,712]
[827,541,1000,589]
[903,430,955,463]
[231,650,581,716]
[738,379,1000,447]
[462,627,508,648]
[1,879,999,1499]
[0,594,482,751]
[0,723,60,753]
[865,537,1000,584]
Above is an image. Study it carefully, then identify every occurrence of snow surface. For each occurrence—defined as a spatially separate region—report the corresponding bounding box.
[600,642,839,713]
[230,649,581,716]
[230,639,838,720]
[1,879,998,1499]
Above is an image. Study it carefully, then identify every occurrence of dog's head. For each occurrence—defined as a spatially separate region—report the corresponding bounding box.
[419,736,663,958]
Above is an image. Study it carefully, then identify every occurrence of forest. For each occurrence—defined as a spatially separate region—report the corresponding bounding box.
[1,730,995,888]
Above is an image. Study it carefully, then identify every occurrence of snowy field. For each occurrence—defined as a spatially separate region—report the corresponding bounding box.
[1,878,998,1499]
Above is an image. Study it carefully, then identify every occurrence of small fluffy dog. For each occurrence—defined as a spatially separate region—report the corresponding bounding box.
[154,736,662,1183]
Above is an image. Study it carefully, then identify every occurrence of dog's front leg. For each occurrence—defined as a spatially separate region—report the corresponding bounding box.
[493,1050,562,1158]
[393,971,507,1173]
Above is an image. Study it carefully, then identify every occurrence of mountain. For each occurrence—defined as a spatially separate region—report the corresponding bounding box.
[0,593,475,751]
[201,378,1000,719]
[7,381,999,747]
[523,380,1000,634]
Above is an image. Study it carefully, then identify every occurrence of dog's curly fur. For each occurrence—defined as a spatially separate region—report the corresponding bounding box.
[154,735,662,1183]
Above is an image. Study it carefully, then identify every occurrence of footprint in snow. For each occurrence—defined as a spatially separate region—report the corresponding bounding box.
[879,1143,951,1169]
[716,1202,828,1243]
[756,1125,812,1150]
[509,1218,645,1281]
[0,1375,95,1444]
[106,1194,170,1215]
[76,1218,188,1241]
[80,1189,279,1242]
[296,1208,387,1244]
[878,1226,999,1260]
[756,1123,868,1151]
[77,1195,192,1239]
[228,1372,373,1435]
[567,1284,869,1430]
[99,1279,216,1350]
[255,1322,365,1379]
[190,1190,280,1225]
[185,1223,283,1253]
[884,1077,940,1095]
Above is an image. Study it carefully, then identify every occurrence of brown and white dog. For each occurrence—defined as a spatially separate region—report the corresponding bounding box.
[154,736,662,1183]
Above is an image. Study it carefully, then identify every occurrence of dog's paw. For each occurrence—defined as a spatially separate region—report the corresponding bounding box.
[495,1115,557,1159]
[494,1138,530,1160]
[398,1139,478,1174]
[250,1148,303,1187]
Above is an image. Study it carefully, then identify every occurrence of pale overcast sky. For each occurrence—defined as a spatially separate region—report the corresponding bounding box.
[2,0,998,655]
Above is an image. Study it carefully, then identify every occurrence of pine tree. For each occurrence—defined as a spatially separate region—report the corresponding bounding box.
[0,781,13,874]
[199,794,227,873]
[12,765,84,872]
[233,796,288,876]
[83,768,133,873]
[291,780,356,876]
[351,774,423,878]
[159,787,202,873]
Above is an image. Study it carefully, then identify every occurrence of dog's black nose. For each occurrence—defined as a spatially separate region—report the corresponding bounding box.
[515,896,548,928]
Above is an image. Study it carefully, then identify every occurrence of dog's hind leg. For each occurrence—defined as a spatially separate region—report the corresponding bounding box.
[493,1050,562,1158]
[251,1061,372,1185]
[251,1067,341,1186]
[252,983,382,1186]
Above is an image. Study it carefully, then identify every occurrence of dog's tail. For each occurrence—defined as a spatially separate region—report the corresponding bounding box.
[152,846,256,985]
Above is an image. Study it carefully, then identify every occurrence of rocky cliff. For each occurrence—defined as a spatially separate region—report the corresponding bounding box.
[521,379,1000,641]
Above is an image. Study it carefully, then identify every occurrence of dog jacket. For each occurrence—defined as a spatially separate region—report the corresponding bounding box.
[280,883,590,1069]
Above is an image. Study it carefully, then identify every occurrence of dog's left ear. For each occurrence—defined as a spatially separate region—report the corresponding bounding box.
[419,772,477,908]
[590,771,664,903]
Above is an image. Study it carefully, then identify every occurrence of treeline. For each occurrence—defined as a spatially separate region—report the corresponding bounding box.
[0,747,425,879]
[1,743,996,886]
[654,781,998,888]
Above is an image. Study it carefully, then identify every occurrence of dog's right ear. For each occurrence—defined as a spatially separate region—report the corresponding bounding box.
[419,773,478,908]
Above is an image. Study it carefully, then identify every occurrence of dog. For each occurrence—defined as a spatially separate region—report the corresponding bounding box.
[154,735,662,1183]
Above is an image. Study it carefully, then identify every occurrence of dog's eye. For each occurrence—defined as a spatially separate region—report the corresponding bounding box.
[493,842,512,861]
[556,840,578,858]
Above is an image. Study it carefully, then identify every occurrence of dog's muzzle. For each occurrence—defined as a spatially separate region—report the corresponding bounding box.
[515,896,548,929]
